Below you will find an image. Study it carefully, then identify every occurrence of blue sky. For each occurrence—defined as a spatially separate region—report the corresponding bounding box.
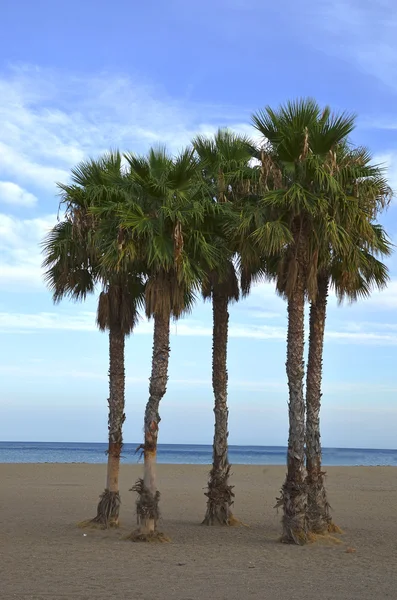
[0,0,397,448]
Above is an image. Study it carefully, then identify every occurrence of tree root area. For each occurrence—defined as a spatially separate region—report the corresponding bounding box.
[77,489,120,530]
[202,512,246,527]
[306,474,333,535]
[307,532,343,546]
[125,530,170,543]
[132,478,160,524]
[277,480,308,545]
[203,471,235,526]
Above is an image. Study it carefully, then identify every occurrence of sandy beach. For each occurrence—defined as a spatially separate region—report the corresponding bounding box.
[1,464,396,599]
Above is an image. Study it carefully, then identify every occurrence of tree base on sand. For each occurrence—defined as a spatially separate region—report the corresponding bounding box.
[327,522,343,534]
[202,467,237,526]
[127,478,167,542]
[276,480,308,545]
[306,471,330,534]
[306,471,343,535]
[307,532,343,545]
[125,530,170,543]
[78,489,121,529]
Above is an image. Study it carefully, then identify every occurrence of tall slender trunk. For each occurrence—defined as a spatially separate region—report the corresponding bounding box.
[306,272,331,533]
[92,324,125,527]
[279,265,308,544]
[203,290,234,525]
[133,311,170,536]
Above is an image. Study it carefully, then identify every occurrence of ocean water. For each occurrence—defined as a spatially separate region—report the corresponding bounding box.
[0,442,396,466]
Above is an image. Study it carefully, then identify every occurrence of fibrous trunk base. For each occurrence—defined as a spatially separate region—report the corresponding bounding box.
[125,530,170,543]
[78,489,121,530]
[129,478,165,541]
[202,513,244,527]
[132,478,160,524]
[306,471,331,534]
[277,480,308,545]
[202,468,236,526]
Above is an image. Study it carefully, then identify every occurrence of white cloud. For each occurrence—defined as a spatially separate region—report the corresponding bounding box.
[0,310,286,339]
[357,279,397,309]
[0,362,396,399]
[326,330,397,344]
[0,181,37,207]
[0,212,56,290]
[0,66,256,292]
[172,320,286,339]
[0,311,96,332]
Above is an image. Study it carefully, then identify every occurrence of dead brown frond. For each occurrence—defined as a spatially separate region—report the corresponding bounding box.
[218,169,226,202]
[299,127,309,160]
[328,522,344,535]
[284,256,299,297]
[307,532,343,546]
[173,220,184,267]
[96,291,110,331]
[260,148,283,191]
[306,250,319,301]
[227,515,249,527]
[145,269,187,319]
[97,279,142,335]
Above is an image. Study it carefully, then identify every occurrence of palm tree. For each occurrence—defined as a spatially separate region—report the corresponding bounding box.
[193,130,256,525]
[251,99,357,544]
[95,146,222,539]
[42,152,144,528]
[305,145,392,533]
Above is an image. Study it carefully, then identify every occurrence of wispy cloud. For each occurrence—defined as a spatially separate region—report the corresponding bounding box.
[0,65,249,194]
[2,308,397,345]
[0,212,56,290]
[303,0,397,91]
[0,310,286,339]
[0,362,396,398]
[0,65,256,293]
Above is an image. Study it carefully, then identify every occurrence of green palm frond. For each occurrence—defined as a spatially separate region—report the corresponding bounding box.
[248,98,392,303]
[42,152,147,335]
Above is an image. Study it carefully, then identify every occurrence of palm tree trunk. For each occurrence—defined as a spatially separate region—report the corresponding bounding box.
[132,311,170,538]
[279,266,308,544]
[92,324,125,527]
[203,290,234,525]
[306,272,332,533]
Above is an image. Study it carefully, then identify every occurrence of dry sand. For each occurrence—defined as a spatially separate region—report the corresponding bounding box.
[1,463,396,600]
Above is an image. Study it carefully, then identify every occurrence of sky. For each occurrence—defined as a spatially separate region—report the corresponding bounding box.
[0,0,397,448]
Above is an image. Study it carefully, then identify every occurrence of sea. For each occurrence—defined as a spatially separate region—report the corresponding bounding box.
[0,442,396,466]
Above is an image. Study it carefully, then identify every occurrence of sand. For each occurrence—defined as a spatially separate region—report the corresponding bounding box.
[1,464,396,600]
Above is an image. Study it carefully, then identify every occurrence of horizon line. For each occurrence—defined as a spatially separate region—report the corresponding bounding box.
[1,440,397,452]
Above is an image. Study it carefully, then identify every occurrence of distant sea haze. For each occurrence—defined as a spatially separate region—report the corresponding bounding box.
[1,442,397,466]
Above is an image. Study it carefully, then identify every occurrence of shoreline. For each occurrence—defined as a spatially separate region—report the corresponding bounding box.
[1,461,397,467]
